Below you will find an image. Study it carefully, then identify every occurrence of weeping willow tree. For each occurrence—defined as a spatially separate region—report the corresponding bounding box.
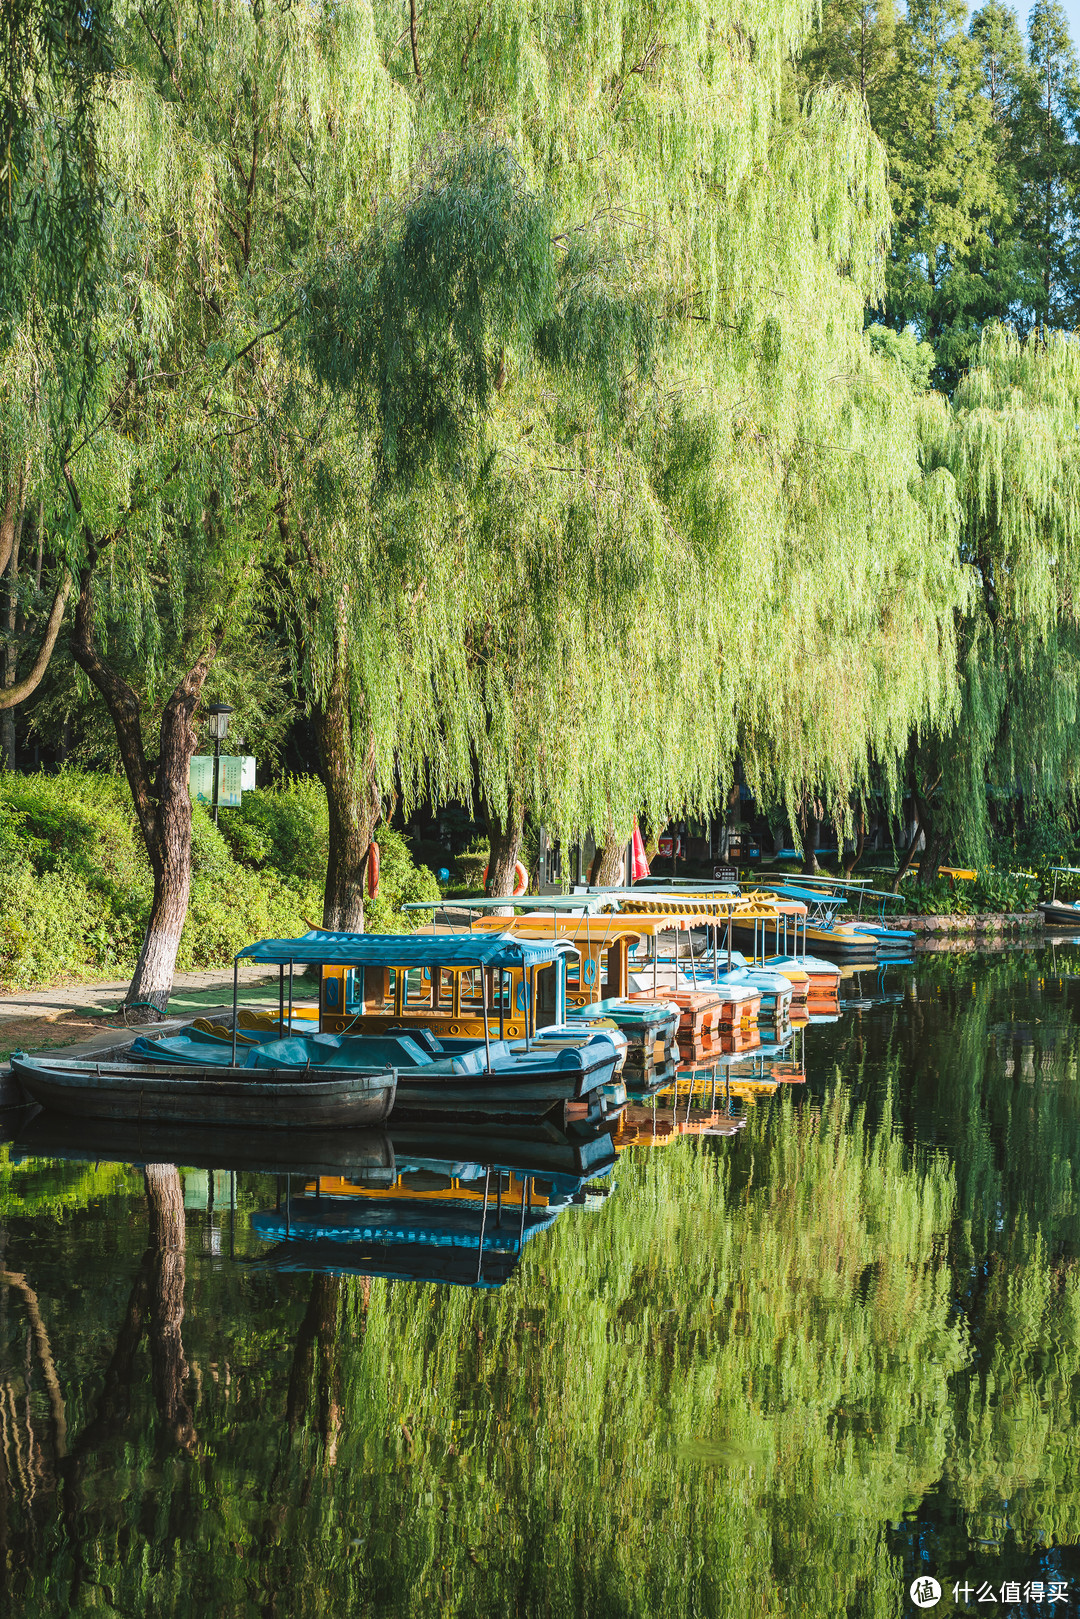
[288,0,968,904]
[7,0,972,960]
[910,327,1080,871]
[0,1,413,993]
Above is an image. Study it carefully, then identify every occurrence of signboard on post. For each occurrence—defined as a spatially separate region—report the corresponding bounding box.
[189,756,256,811]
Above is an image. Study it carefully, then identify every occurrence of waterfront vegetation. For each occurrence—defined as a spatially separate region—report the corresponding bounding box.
[4,2,1080,1010]
[0,769,438,986]
[3,952,1080,1611]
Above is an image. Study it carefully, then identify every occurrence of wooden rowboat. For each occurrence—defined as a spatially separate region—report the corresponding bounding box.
[9,1054,396,1130]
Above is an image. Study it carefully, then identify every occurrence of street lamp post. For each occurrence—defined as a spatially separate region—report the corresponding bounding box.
[206,704,234,824]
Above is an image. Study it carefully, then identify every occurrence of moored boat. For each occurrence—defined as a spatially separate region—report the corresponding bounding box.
[1038,866,1080,929]
[9,1053,397,1129]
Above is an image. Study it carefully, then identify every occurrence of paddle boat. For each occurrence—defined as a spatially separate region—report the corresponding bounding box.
[437,910,688,1077]
[1038,866,1080,929]
[753,876,917,960]
[741,882,879,961]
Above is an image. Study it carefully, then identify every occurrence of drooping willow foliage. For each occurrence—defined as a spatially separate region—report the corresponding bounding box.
[7,0,983,867]
[917,328,1080,861]
[284,0,968,840]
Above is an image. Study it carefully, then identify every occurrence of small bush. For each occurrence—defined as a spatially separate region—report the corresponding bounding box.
[221,775,329,887]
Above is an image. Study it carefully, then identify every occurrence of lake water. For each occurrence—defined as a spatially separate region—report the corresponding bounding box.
[3,948,1080,1617]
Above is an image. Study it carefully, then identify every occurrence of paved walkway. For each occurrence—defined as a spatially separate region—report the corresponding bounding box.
[0,964,285,1024]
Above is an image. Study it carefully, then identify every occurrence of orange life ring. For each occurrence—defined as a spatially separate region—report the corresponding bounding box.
[366,840,380,900]
[482,860,528,897]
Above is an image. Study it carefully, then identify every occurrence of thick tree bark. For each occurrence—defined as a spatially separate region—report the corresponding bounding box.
[311,601,380,931]
[144,1165,196,1451]
[916,822,948,888]
[481,788,526,901]
[588,826,626,886]
[67,474,220,1013]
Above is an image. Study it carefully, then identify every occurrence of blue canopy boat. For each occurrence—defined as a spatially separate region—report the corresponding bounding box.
[134,932,622,1126]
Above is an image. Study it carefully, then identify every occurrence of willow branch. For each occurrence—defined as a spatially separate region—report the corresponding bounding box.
[409,0,423,86]
[222,308,298,376]
[0,574,72,709]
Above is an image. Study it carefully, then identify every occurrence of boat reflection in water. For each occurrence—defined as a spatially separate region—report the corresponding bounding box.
[12,1109,618,1291]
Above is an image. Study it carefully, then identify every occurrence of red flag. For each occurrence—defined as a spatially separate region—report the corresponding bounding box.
[631,822,650,881]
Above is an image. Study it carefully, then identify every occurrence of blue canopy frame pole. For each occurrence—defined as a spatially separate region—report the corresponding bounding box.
[231,959,239,1064]
[482,967,492,1074]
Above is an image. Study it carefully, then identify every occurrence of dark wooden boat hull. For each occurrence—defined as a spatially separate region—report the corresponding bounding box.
[1039,902,1080,929]
[388,1048,616,1123]
[9,1056,396,1129]
[12,1110,396,1182]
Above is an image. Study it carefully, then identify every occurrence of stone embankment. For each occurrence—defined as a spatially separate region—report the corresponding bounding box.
[883,911,1043,936]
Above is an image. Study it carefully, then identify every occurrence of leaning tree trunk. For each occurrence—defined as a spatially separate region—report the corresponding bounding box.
[311,625,380,932]
[67,477,221,1014]
[144,1165,196,1452]
[71,583,216,1015]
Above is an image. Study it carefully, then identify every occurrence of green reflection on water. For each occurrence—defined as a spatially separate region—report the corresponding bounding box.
[3,949,1080,1616]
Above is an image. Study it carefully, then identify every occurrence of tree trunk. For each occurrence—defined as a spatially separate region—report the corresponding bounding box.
[916,822,947,888]
[482,788,526,897]
[311,598,380,931]
[68,504,219,1014]
[588,827,626,886]
[144,1165,196,1451]
[801,802,821,875]
[843,802,866,877]
[1,498,19,768]
[286,1274,343,1464]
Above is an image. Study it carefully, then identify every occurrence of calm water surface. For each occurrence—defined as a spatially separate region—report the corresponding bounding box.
[3,948,1080,1618]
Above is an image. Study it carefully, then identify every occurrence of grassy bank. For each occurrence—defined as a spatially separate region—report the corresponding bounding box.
[0,770,439,991]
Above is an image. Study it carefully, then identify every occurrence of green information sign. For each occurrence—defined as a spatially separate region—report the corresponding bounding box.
[189,755,256,810]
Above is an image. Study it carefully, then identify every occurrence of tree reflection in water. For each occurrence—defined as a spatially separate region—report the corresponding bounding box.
[1,948,1080,1614]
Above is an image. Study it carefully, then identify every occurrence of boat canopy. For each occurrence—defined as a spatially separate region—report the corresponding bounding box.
[235,930,575,970]
[402,895,612,916]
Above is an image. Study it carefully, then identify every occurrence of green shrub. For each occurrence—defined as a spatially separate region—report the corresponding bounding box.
[893,867,1040,916]
[0,769,440,987]
[221,775,329,887]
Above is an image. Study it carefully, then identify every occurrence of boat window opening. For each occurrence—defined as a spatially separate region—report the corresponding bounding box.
[535,962,559,1022]
[402,967,427,1007]
[344,967,364,1015]
[459,966,487,1010]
